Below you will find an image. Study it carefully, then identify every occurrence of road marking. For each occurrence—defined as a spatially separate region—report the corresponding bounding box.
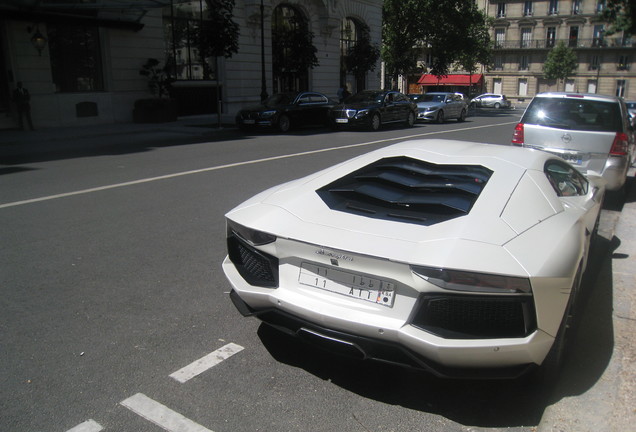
[169,343,244,383]
[0,122,518,209]
[65,419,103,432]
[120,393,214,432]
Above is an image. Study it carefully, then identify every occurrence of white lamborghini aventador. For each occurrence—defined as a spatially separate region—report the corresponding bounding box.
[222,139,605,378]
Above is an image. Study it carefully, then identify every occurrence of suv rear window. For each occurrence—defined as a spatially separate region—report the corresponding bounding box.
[522,98,621,132]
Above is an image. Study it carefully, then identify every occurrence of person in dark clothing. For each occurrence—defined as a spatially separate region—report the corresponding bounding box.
[13,82,34,130]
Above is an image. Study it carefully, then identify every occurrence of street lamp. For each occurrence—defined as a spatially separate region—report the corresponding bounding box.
[28,25,47,56]
[260,0,268,102]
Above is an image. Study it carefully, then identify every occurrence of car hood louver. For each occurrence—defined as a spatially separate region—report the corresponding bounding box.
[316,157,492,226]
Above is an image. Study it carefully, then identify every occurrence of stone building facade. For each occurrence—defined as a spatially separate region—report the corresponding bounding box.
[0,0,382,130]
[478,0,635,103]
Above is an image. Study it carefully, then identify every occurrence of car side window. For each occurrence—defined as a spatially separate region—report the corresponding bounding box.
[309,94,327,103]
[544,160,589,197]
[297,94,311,104]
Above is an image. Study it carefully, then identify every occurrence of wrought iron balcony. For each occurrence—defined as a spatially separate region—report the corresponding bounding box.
[493,37,634,50]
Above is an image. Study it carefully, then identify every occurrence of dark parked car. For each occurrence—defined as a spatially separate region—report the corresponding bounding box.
[235,91,337,132]
[409,92,468,123]
[329,90,417,131]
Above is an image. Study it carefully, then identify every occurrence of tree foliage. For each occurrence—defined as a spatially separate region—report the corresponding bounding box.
[139,58,172,98]
[601,0,635,36]
[198,0,240,59]
[543,41,578,89]
[272,9,319,74]
[382,0,492,87]
[343,22,381,81]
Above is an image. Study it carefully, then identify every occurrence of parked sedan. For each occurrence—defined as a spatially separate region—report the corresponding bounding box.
[222,139,604,378]
[512,92,635,191]
[329,90,417,131]
[235,91,337,132]
[409,92,468,123]
[471,93,511,109]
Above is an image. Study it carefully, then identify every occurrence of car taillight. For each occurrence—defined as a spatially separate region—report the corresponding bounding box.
[511,123,524,146]
[610,132,629,156]
[411,266,532,294]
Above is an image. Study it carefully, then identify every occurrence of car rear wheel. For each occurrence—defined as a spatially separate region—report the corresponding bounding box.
[369,113,381,131]
[457,109,467,122]
[436,110,444,123]
[494,102,501,109]
[405,111,415,127]
[277,114,291,132]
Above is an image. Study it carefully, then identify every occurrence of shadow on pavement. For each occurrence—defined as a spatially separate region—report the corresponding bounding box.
[255,218,619,428]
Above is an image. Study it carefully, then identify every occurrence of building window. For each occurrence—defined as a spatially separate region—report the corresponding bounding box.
[524,1,533,16]
[597,0,606,13]
[572,0,581,14]
[519,55,530,71]
[163,1,217,80]
[497,2,506,18]
[493,78,503,94]
[518,78,528,96]
[494,55,504,70]
[589,55,601,71]
[521,27,533,48]
[617,55,631,71]
[495,28,506,48]
[593,25,605,47]
[569,26,579,47]
[549,0,559,15]
[565,79,575,92]
[587,79,597,94]
[48,23,104,92]
[616,79,626,97]
[546,27,556,48]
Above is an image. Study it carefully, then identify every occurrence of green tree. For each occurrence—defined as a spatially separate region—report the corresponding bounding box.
[382,0,492,88]
[343,22,381,88]
[543,41,578,91]
[601,0,635,36]
[198,0,240,75]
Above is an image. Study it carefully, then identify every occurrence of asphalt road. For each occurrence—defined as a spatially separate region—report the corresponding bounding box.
[0,110,620,432]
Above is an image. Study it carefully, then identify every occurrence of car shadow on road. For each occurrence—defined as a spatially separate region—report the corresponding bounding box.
[256,232,617,429]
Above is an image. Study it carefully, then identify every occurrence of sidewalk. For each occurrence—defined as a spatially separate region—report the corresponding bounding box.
[0,115,232,161]
[538,173,636,432]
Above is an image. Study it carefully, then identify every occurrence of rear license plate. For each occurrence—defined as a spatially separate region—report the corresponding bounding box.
[335,118,349,124]
[299,262,395,307]
[243,119,256,125]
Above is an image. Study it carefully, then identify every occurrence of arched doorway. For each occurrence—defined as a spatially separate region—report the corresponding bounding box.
[340,17,357,95]
[340,17,375,95]
[272,4,317,93]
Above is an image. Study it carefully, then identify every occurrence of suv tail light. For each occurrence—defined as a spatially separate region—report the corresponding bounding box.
[511,123,524,146]
[610,132,629,156]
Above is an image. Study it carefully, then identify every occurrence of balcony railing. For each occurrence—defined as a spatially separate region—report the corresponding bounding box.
[494,37,634,49]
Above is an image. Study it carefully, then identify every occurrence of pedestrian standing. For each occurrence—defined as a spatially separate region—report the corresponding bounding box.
[13,82,34,130]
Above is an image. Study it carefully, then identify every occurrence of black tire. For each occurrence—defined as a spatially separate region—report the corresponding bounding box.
[405,111,415,127]
[277,114,291,132]
[457,109,467,122]
[436,110,444,123]
[369,113,381,131]
[494,102,501,109]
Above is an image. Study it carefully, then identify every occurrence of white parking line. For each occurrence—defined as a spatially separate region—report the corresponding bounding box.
[65,419,103,432]
[169,343,244,383]
[0,122,517,210]
[120,393,214,432]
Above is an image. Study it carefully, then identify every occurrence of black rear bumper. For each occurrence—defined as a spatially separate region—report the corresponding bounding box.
[229,290,534,379]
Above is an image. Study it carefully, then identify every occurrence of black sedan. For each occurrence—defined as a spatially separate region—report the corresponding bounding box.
[235,91,337,132]
[329,90,417,131]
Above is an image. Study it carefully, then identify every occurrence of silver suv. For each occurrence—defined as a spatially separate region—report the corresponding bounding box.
[512,92,635,191]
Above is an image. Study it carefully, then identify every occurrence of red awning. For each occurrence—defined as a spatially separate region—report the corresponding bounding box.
[417,74,484,86]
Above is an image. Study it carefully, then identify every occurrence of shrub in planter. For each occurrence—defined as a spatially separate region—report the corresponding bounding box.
[133,58,176,123]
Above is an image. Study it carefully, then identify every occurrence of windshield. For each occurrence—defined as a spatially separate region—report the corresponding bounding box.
[346,91,385,104]
[417,94,445,103]
[265,93,296,106]
[522,98,622,132]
